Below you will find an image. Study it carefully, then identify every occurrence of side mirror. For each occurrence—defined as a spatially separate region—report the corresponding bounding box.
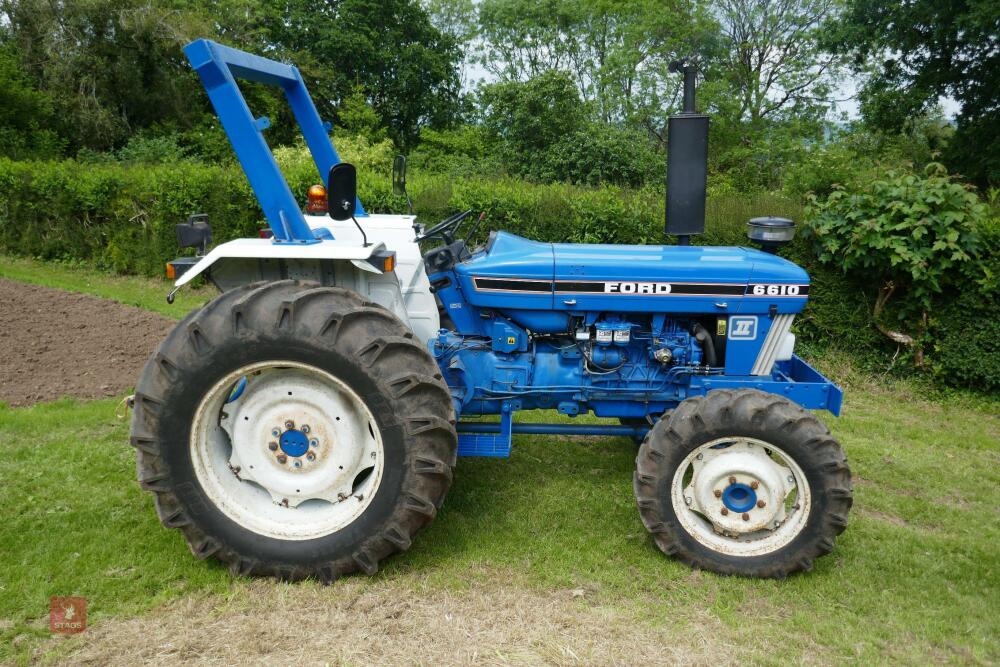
[392,155,407,196]
[327,162,357,221]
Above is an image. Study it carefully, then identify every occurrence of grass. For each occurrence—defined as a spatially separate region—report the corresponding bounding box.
[1,257,999,664]
[2,387,998,664]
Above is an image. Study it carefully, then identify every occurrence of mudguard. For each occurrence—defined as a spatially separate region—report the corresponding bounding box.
[174,238,392,287]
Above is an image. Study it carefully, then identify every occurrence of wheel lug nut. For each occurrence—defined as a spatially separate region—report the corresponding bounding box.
[306,451,316,462]
[284,420,295,430]
[742,513,750,521]
[301,424,310,434]
[272,428,281,437]
[268,442,278,451]
[720,507,729,516]
[728,476,736,485]
[714,489,722,498]
[293,460,302,468]
[750,481,759,490]
[309,438,319,447]
[757,499,766,508]
[276,454,287,464]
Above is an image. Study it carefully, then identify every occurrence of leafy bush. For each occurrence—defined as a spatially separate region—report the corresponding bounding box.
[782,141,865,199]
[545,124,662,187]
[803,163,985,364]
[479,71,588,173]
[927,214,1000,390]
[477,73,664,187]
[930,290,1000,392]
[116,133,190,164]
[407,125,492,176]
[0,46,64,160]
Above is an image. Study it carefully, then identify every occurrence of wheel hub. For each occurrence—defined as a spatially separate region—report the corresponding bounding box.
[721,482,757,513]
[278,428,310,457]
[684,440,794,535]
[213,366,380,509]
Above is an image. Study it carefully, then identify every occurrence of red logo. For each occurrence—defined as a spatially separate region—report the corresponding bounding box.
[50,597,87,634]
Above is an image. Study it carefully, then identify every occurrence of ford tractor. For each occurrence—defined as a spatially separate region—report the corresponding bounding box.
[130,40,852,581]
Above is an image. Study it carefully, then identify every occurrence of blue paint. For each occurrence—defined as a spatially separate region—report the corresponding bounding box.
[457,404,513,457]
[183,39,366,245]
[722,483,758,513]
[279,429,310,457]
[226,376,248,403]
[458,422,649,437]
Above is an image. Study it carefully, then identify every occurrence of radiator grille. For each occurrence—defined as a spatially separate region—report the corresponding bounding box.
[751,314,794,376]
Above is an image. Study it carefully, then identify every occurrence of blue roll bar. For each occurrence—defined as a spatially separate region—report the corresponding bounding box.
[184,39,366,245]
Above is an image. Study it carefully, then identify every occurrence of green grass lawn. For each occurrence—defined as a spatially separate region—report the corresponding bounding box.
[1,258,999,664]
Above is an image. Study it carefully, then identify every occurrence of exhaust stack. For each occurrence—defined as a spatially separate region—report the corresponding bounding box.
[665,59,708,246]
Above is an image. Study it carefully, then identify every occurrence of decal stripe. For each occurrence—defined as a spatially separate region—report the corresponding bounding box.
[472,277,810,297]
[556,280,746,296]
[474,277,551,293]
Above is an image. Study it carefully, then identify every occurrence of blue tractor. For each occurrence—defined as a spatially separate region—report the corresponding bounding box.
[131,40,851,580]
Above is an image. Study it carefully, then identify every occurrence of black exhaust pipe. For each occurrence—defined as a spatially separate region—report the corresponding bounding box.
[665,59,708,246]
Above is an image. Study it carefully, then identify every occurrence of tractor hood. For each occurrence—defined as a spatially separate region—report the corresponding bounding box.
[454,232,810,315]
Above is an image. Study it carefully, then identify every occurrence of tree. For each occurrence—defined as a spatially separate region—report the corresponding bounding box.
[240,0,463,148]
[478,70,587,178]
[476,70,660,184]
[0,45,63,159]
[709,0,843,134]
[823,0,1000,185]
[476,0,713,127]
[423,0,478,89]
[0,0,209,154]
[0,0,461,155]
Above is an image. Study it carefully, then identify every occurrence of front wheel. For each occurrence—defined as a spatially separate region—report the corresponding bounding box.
[130,281,457,580]
[634,389,852,577]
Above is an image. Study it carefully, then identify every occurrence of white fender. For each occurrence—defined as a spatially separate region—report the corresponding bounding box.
[174,238,389,287]
[174,214,440,344]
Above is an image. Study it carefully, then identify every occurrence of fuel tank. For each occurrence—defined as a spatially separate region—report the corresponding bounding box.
[453,231,810,316]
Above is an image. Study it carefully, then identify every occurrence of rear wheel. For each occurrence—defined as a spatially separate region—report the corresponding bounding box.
[634,389,851,577]
[130,280,457,580]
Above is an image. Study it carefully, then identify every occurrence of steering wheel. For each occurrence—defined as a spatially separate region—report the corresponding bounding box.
[415,209,475,244]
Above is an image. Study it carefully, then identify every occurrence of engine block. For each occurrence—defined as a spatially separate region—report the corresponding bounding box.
[433,314,713,421]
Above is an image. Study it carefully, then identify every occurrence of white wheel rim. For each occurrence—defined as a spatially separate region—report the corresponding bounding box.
[670,437,811,557]
[190,361,384,541]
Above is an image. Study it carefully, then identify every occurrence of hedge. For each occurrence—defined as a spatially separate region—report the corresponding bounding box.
[0,152,996,391]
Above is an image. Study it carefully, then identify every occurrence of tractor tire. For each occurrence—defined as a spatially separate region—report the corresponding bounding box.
[130,280,457,581]
[634,389,851,578]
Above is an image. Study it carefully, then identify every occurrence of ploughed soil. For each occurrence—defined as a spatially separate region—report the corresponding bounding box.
[0,278,173,407]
